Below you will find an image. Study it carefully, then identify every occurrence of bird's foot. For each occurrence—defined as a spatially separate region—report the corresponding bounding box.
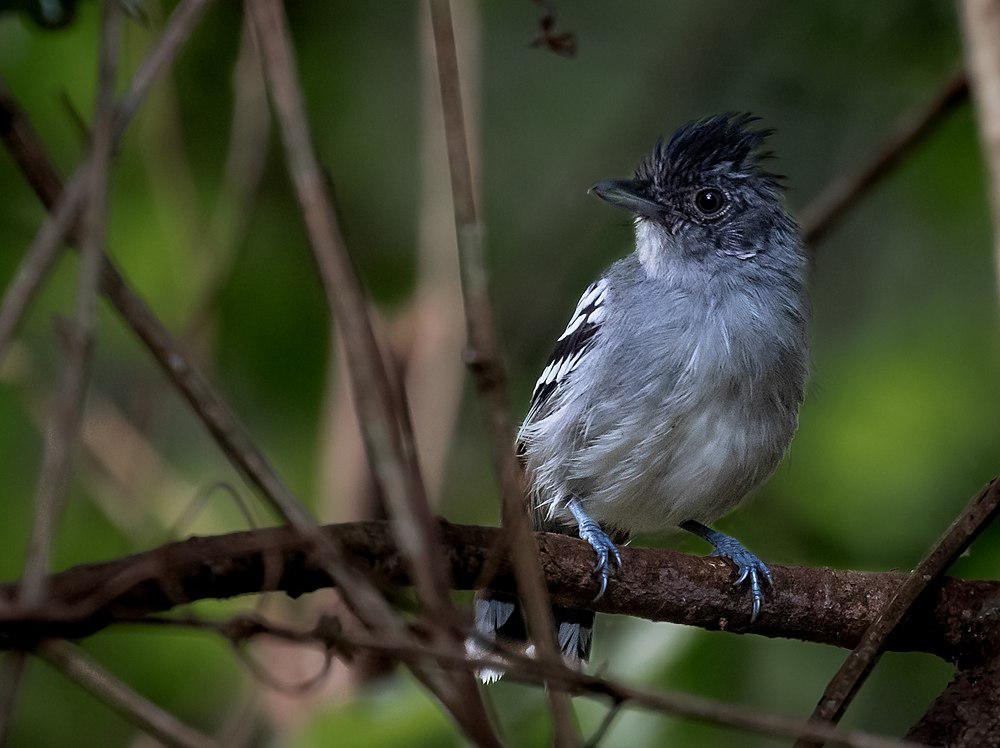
[568,499,621,601]
[579,519,621,601]
[708,536,772,623]
[680,520,772,623]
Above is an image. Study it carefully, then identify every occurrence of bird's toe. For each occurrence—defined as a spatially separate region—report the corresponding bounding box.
[579,522,621,602]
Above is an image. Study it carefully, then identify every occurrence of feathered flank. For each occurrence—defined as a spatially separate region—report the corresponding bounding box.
[635,113,784,193]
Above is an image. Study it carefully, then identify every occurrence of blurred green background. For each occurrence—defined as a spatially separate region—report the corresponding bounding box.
[0,1,998,745]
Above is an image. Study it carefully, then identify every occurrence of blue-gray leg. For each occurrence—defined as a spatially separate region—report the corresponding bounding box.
[680,520,772,623]
[568,499,621,601]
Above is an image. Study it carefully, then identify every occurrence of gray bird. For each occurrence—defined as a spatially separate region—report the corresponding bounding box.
[474,114,810,680]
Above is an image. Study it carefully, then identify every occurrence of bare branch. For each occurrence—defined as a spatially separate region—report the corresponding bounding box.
[131,613,911,748]
[20,0,122,606]
[959,0,1000,298]
[0,15,317,536]
[907,651,1000,747]
[0,653,27,745]
[0,2,441,693]
[428,0,579,742]
[248,0,452,620]
[246,2,499,741]
[182,10,271,345]
[0,0,216,361]
[0,517,994,664]
[801,68,968,246]
[38,641,217,748]
[0,8,123,739]
[797,478,1000,746]
[0,167,84,367]
[583,698,623,748]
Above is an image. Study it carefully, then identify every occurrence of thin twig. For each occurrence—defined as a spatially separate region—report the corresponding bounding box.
[427,0,579,744]
[0,16,311,545]
[0,0,217,361]
[801,67,969,246]
[0,653,27,745]
[0,168,85,367]
[247,0,453,618]
[169,481,258,539]
[132,612,911,748]
[0,7,122,738]
[796,478,1000,746]
[583,697,624,748]
[38,641,217,748]
[246,2,499,742]
[0,0,439,698]
[20,0,122,606]
[959,0,1000,299]
[182,10,271,345]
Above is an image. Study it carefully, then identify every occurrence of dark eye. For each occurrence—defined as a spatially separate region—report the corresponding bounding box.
[694,188,726,216]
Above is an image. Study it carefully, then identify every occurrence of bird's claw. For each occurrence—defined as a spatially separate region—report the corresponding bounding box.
[709,541,772,623]
[579,520,621,602]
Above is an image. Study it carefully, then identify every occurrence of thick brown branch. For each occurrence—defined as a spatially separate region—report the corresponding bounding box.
[906,652,1000,747]
[0,520,994,664]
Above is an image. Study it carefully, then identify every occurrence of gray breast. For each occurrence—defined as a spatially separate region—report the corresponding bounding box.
[526,258,808,535]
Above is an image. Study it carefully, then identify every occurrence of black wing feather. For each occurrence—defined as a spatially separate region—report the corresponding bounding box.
[526,278,608,415]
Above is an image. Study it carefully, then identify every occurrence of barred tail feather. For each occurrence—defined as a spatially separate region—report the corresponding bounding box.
[469,593,593,684]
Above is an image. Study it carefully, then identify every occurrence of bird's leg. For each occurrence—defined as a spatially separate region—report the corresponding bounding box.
[680,520,772,623]
[568,498,621,601]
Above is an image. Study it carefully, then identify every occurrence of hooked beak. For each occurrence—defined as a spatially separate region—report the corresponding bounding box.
[589,179,663,219]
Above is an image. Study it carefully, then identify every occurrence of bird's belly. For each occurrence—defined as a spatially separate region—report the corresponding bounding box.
[584,398,786,533]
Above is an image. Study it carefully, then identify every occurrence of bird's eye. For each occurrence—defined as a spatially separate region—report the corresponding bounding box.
[694,188,726,216]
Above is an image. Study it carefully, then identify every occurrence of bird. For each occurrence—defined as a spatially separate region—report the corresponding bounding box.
[472,113,810,682]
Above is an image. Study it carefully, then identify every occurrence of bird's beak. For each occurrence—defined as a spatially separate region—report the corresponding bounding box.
[589,179,663,219]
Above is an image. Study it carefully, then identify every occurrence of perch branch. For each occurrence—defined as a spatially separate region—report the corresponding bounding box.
[906,651,1000,747]
[0,516,996,664]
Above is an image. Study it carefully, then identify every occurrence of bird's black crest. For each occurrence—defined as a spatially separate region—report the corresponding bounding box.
[636,113,783,191]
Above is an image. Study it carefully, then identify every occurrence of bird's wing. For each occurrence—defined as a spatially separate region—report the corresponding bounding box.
[517,277,613,533]
[520,277,609,431]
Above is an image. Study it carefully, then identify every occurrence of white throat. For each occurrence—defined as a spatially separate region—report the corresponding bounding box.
[634,219,672,278]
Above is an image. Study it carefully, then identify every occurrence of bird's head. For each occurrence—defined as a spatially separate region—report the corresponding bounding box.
[590,114,797,273]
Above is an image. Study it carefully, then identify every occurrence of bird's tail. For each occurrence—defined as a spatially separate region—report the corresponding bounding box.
[469,591,593,684]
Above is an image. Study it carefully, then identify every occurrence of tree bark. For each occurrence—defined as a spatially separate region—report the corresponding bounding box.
[907,651,1000,746]
[0,519,994,663]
